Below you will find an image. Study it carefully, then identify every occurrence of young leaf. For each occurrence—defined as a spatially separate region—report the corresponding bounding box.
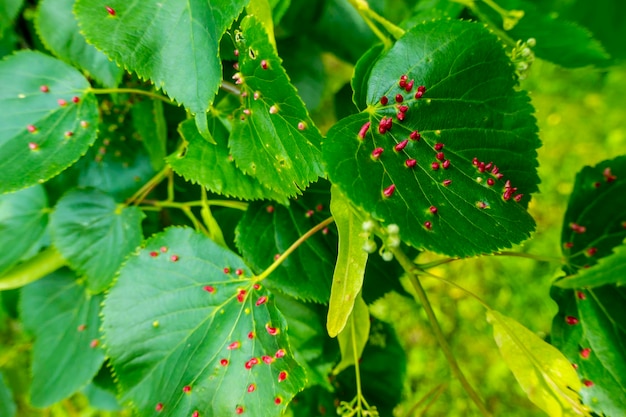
[473,0,611,68]
[35,0,123,88]
[168,119,287,204]
[486,309,589,417]
[327,187,368,337]
[334,294,370,375]
[323,19,539,257]
[235,182,334,303]
[229,15,325,196]
[50,188,144,293]
[0,185,48,276]
[0,371,16,417]
[20,269,105,407]
[74,0,250,138]
[0,51,98,193]
[103,227,306,417]
[557,241,626,288]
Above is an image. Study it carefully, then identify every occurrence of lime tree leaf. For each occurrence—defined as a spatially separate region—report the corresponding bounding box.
[0,185,48,276]
[0,50,99,193]
[274,293,338,391]
[103,227,306,417]
[551,156,626,416]
[334,294,370,375]
[36,0,122,88]
[20,269,105,407]
[230,15,324,196]
[352,44,384,112]
[235,181,334,303]
[323,19,539,257]
[0,0,22,33]
[0,371,16,417]
[50,188,144,293]
[551,286,626,416]
[557,241,626,288]
[73,99,156,201]
[327,187,368,337]
[132,99,167,171]
[487,309,589,417]
[74,0,249,138]
[473,0,611,68]
[559,156,626,275]
[168,119,287,204]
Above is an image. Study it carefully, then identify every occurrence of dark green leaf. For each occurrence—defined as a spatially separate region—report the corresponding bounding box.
[404,0,464,27]
[334,319,406,416]
[278,36,325,110]
[74,0,250,138]
[551,286,626,416]
[35,0,122,88]
[50,188,144,293]
[473,0,611,68]
[132,99,167,171]
[0,185,48,276]
[230,16,324,196]
[352,44,384,112]
[274,293,338,390]
[560,156,626,275]
[0,371,16,417]
[73,99,156,201]
[0,0,23,34]
[324,20,539,257]
[551,156,626,416]
[20,269,105,407]
[103,227,306,417]
[82,365,122,411]
[168,119,287,203]
[235,181,334,303]
[0,51,99,193]
[557,241,626,288]
[327,187,368,337]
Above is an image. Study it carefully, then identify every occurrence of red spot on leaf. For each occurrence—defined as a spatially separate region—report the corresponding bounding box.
[40,85,49,93]
[150,251,158,257]
[253,283,261,290]
[383,184,396,198]
[434,143,444,151]
[278,371,288,382]
[410,131,421,141]
[275,349,286,358]
[394,139,408,152]
[442,179,452,186]
[237,289,247,303]
[77,324,86,332]
[155,403,164,412]
[583,379,594,387]
[235,269,244,276]
[565,316,579,325]
[405,159,417,168]
[58,99,67,107]
[235,406,244,414]
[65,131,73,138]
[90,339,99,348]
[429,206,438,214]
[182,385,191,393]
[564,242,574,249]
[580,348,591,359]
[395,94,403,103]
[577,291,586,300]
[266,205,274,214]
[220,359,229,366]
[570,223,586,234]
[586,247,597,256]
[72,96,80,103]
[28,142,39,151]
[203,285,215,293]
[380,96,388,105]
[261,60,268,70]
[442,159,451,169]
[192,411,199,417]
[431,162,440,170]
[223,267,231,274]
[256,296,268,306]
[266,324,279,335]
[170,255,179,262]
[262,355,274,364]
[248,331,254,339]
[247,384,256,393]
[105,6,116,16]
[275,396,283,405]
[227,341,241,350]
[27,124,37,133]
[424,221,432,230]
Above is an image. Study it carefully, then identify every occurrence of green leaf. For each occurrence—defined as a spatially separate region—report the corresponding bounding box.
[0,371,16,417]
[0,247,66,291]
[278,36,325,110]
[487,309,589,417]
[0,185,48,276]
[20,269,105,407]
[323,19,539,257]
[0,0,23,35]
[560,156,626,275]
[327,187,368,337]
[0,50,99,193]
[473,0,611,68]
[72,99,156,201]
[132,99,167,171]
[235,182,334,303]
[334,294,370,375]
[551,156,626,416]
[168,119,287,203]
[74,0,249,138]
[551,286,626,416]
[82,365,122,411]
[35,0,122,88]
[230,15,324,196]
[557,241,626,288]
[103,227,306,417]
[50,188,144,293]
[352,44,384,112]
[273,293,338,390]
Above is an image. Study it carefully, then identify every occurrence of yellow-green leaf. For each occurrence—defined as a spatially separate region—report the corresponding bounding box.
[487,310,590,417]
[327,187,368,337]
[333,294,370,375]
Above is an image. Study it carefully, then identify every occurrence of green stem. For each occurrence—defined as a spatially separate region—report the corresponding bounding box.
[346,0,405,46]
[221,81,241,96]
[0,247,66,291]
[493,251,564,264]
[255,216,335,282]
[351,312,365,417]
[390,247,492,417]
[141,199,248,211]
[90,87,174,105]
[126,167,171,205]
